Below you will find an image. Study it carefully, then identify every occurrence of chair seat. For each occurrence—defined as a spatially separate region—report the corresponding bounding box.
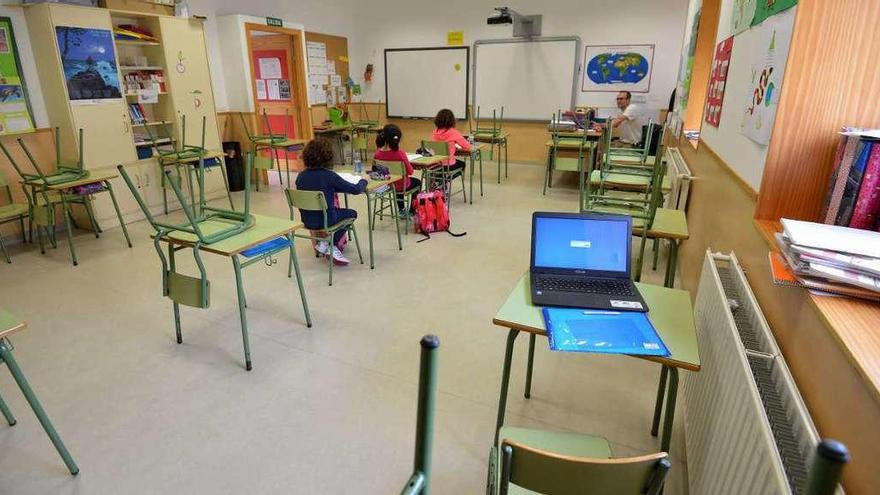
[590,170,671,191]
[0,203,28,220]
[497,426,612,494]
[587,202,651,223]
[553,157,582,172]
[634,208,689,240]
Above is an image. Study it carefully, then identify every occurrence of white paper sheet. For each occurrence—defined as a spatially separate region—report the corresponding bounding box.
[137,88,158,104]
[255,79,267,100]
[267,79,281,100]
[259,57,282,80]
[327,60,336,75]
[306,41,326,59]
[330,74,342,86]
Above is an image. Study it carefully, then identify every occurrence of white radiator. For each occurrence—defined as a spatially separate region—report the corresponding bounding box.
[685,251,843,495]
[663,147,692,211]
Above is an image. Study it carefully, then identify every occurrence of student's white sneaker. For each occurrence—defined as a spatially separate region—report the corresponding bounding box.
[331,247,350,266]
[315,241,330,257]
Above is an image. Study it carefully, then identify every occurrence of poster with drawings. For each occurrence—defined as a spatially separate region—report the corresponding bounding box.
[731,0,756,35]
[704,36,733,128]
[741,7,795,145]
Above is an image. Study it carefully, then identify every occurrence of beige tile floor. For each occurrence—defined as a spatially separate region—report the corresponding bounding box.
[0,162,689,494]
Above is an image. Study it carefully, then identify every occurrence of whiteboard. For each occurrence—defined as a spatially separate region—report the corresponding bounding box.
[385,47,469,119]
[474,38,580,121]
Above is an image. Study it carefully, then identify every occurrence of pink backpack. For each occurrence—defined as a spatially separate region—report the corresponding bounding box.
[413,190,466,242]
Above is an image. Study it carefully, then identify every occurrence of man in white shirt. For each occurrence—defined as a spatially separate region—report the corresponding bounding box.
[610,91,643,146]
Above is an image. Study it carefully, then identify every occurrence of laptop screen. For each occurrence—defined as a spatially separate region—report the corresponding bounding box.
[533,216,629,272]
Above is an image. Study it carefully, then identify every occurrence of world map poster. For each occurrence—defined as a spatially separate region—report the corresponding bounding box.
[741,7,795,145]
[582,44,654,93]
[704,36,733,128]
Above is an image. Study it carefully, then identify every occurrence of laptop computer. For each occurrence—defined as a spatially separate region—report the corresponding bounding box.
[530,211,648,312]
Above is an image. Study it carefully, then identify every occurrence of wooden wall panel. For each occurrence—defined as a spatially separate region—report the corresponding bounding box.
[756,0,880,221]
[676,136,880,494]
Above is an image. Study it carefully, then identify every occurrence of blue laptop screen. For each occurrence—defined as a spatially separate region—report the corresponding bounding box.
[534,217,628,272]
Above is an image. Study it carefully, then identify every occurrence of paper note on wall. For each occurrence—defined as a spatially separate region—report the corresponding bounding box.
[330,74,342,87]
[306,41,326,59]
[259,57,282,80]
[447,31,464,46]
[267,79,281,100]
[255,79,267,100]
[337,86,347,104]
[279,79,291,100]
[327,60,336,75]
[309,56,327,75]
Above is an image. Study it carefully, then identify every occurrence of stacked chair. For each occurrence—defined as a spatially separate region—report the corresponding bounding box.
[470,106,508,182]
[238,109,302,190]
[544,111,596,197]
[421,140,467,207]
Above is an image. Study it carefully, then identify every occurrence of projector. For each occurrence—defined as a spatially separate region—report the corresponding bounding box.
[487,7,513,25]
[487,7,542,37]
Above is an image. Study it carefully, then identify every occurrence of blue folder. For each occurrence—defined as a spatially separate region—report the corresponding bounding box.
[542,307,670,357]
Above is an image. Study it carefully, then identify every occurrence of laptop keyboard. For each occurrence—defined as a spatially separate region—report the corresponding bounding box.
[535,276,634,296]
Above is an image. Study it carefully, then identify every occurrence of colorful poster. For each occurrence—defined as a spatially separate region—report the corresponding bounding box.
[677,5,701,112]
[582,44,654,93]
[55,27,122,101]
[704,36,733,128]
[741,7,796,145]
[732,0,756,34]
[752,0,798,26]
[0,18,34,134]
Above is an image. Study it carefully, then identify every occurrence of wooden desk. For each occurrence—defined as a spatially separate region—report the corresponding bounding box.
[156,214,311,370]
[336,167,403,269]
[0,309,79,474]
[491,274,700,452]
[472,132,509,182]
[457,143,487,204]
[633,208,689,287]
[24,169,132,266]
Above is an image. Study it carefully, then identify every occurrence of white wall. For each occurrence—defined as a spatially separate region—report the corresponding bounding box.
[697,0,795,190]
[348,0,690,115]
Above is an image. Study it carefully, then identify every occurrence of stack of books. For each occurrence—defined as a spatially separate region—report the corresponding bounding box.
[770,219,880,302]
[821,128,880,230]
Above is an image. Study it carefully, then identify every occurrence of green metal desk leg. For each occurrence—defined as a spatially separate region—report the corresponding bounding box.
[82,197,100,238]
[543,146,552,196]
[652,238,660,271]
[661,367,679,453]
[469,152,474,205]
[286,233,312,328]
[219,161,235,211]
[232,256,253,371]
[0,339,79,475]
[664,240,679,288]
[367,192,376,269]
[479,150,484,197]
[651,365,669,436]
[168,244,183,344]
[524,333,535,399]
[0,391,16,425]
[504,138,509,179]
[494,329,520,444]
[58,193,78,266]
[104,181,132,248]
[497,140,502,185]
[392,192,403,251]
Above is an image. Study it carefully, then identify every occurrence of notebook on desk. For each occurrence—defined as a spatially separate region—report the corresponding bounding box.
[542,307,669,356]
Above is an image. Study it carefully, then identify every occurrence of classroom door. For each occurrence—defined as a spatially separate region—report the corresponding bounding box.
[248,32,303,161]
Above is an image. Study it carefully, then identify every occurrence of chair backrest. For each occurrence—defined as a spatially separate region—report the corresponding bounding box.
[550,111,590,159]
[238,111,255,140]
[285,188,330,229]
[352,136,368,152]
[421,140,448,157]
[374,158,406,178]
[399,335,440,495]
[499,440,670,495]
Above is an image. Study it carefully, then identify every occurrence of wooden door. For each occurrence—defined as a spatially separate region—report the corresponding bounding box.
[158,17,221,152]
[248,31,304,159]
[46,4,137,168]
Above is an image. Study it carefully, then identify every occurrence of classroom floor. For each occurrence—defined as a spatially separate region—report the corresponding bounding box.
[0,162,689,494]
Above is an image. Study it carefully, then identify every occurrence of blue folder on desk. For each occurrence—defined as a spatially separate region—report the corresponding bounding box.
[542,307,670,357]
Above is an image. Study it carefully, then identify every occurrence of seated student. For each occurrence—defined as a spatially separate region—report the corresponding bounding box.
[373,124,420,213]
[295,139,367,266]
[431,108,470,175]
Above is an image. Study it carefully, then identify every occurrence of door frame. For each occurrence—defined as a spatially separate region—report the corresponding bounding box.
[243,22,313,140]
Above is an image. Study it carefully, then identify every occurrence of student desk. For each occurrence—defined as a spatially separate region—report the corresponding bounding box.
[336,167,403,269]
[0,309,79,474]
[491,274,700,452]
[24,170,132,266]
[410,154,449,189]
[545,132,601,204]
[472,132,509,182]
[154,214,311,371]
[456,143,487,204]
[313,125,350,166]
[251,138,307,190]
[633,208,689,288]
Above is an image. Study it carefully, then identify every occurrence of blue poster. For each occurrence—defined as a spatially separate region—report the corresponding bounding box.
[55,27,122,101]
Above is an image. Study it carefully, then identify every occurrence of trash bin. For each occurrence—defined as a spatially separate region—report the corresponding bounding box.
[223,141,244,191]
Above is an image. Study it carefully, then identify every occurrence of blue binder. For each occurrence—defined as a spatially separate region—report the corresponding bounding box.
[542,307,670,357]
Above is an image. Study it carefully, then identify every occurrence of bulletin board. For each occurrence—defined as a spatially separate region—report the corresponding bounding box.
[305,31,349,107]
[252,49,291,101]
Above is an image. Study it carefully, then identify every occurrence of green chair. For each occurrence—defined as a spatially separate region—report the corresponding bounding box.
[352,135,369,162]
[488,426,670,495]
[373,159,418,236]
[421,140,467,206]
[399,335,439,495]
[238,109,301,190]
[7,127,88,186]
[471,106,508,182]
[0,173,29,263]
[285,188,363,286]
[0,309,79,475]
[544,111,595,196]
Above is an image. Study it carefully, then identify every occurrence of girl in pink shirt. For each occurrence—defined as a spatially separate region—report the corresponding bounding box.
[373,124,420,212]
[431,108,470,172]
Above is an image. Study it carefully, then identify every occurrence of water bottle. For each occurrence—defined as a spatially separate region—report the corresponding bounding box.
[353,155,363,174]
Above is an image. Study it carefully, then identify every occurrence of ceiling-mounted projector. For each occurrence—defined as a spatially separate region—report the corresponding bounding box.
[487,7,542,37]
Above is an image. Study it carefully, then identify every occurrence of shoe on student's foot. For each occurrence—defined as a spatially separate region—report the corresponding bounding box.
[331,247,350,266]
[315,241,330,257]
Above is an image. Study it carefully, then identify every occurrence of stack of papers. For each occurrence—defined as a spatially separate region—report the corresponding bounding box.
[336,172,363,185]
[406,153,423,162]
[771,219,880,301]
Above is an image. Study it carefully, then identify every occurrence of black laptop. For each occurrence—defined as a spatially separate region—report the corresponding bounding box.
[530,211,648,312]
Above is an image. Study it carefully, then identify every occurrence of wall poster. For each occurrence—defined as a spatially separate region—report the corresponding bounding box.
[704,36,733,128]
[0,17,34,134]
[55,26,122,102]
[582,44,654,93]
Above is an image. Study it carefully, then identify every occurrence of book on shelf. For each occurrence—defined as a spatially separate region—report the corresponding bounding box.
[850,144,880,229]
[835,140,872,226]
[821,127,880,231]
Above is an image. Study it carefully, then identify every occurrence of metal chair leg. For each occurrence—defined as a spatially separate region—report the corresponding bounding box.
[231,256,253,371]
[0,390,16,425]
[651,365,669,436]
[525,333,536,399]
